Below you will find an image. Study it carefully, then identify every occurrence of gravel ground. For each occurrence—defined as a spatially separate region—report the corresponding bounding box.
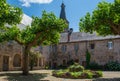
[0,70,120,81]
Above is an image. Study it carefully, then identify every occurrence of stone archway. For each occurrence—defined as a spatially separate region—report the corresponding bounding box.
[13,54,21,67]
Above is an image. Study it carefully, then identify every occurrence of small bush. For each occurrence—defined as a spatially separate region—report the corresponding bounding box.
[104,61,120,71]
[88,62,103,70]
[57,65,67,69]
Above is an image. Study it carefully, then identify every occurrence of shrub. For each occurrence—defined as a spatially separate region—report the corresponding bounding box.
[104,61,120,71]
[89,62,102,70]
[57,65,67,69]
[68,63,84,72]
[67,59,74,66]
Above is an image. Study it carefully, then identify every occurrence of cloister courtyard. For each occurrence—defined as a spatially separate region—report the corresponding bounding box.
[0,0,120,81]
[0,70,120,81]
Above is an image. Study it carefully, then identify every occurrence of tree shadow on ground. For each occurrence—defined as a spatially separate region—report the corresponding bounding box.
[93,78,120,81]
[0,72,49,81]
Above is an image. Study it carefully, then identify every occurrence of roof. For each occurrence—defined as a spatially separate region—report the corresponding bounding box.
[59,32,120,43]
[17,14,32,30]
[21,14,32,26]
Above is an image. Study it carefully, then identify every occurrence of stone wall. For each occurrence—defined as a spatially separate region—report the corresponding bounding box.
[0,41,45,71]
[48,38,120,68]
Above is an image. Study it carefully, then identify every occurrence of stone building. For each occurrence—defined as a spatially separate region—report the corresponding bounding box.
[47,32,120,68]
[0,2,120,71]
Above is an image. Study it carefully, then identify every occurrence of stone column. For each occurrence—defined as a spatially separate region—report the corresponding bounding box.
[9,55,14,71]
[37,58,39,68]
[41,58,44,68]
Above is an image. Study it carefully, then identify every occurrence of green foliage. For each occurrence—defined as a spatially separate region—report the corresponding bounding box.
[95,71,103,77]
[0,0,22,42]
[68,63,84,72]
[70,72,82,78]
[86,51,91,69]
[0,0,22,28]
[104,61,120,71]
[16,11,67,45]
[79,0,120,35]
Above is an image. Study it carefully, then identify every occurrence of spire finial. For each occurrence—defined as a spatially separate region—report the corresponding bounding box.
[60,1,69,32]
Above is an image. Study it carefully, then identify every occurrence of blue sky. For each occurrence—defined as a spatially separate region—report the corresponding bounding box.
[7,0,114,32]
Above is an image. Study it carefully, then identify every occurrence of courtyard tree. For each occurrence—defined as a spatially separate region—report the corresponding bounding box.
[19,11,67,75]
[0,0,67,75]
[79,0,120,35]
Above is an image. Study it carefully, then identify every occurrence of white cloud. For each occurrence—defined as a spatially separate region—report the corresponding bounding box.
[19,0,53,7]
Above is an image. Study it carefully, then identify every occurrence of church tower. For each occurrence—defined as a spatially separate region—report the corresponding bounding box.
[60,2,69,32]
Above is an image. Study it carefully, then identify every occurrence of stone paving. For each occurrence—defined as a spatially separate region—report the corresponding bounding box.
[0,70,120,81]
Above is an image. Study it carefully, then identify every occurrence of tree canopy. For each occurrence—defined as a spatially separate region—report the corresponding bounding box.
[0,0,22,27]
[0,0,67,75]
[79,0,120,35]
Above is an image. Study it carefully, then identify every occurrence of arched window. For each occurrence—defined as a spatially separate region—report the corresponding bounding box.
[13,54,21,67]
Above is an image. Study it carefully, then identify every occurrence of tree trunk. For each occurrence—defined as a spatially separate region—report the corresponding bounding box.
[22,46,29,75]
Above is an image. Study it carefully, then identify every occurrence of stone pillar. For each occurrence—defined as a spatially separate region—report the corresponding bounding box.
[42,58,45,68]
[9,56,13,71]
[41,58,43,67]
[37,58,39,68]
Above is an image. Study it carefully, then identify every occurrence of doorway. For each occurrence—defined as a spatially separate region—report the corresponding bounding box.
[3,56,9,71]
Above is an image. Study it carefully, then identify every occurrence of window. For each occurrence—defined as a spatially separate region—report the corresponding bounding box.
[108,41,113,49]
[61,45,67,53]
[74,43,79,55]
[53,45,57,52]
[49,45,52,52]
[90,43,95,49]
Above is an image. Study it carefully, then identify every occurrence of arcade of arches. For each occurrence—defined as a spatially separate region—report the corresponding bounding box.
[0,53,45,71]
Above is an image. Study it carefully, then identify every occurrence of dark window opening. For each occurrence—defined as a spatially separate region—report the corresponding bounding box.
[90,44,95,49]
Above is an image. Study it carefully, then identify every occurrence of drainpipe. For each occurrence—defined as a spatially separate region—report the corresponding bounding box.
[86,40,88,52]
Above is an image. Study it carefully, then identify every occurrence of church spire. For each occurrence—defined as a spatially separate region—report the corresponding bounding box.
[60,2,69,32]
